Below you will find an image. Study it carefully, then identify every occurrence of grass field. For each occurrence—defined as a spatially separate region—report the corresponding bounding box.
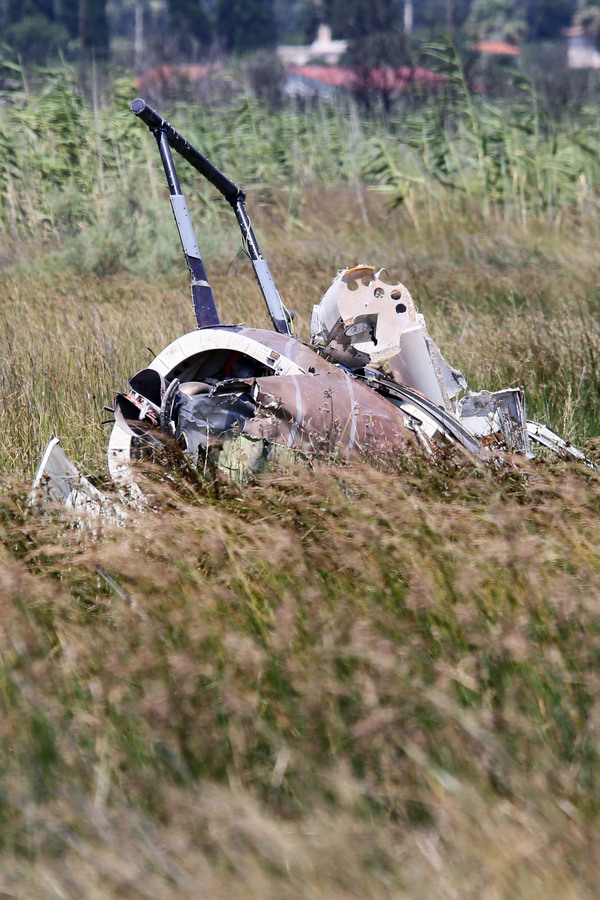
[3,73,600,896]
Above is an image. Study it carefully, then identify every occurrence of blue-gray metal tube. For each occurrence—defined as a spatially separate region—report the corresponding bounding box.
[154,125,219,328]
[131,98,292,336]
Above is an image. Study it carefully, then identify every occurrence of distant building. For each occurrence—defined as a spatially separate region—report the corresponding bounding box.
[564,25,600,69]
[278,24,347,66]
[279,22,446,100]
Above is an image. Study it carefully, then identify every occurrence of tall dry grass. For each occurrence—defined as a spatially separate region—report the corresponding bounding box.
[3,64,600,897]
[2,453,600,897]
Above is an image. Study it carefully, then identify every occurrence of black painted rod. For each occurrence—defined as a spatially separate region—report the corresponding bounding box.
[131,98,243,205]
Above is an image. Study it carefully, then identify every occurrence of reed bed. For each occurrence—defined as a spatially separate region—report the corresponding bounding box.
[2,57,600,268]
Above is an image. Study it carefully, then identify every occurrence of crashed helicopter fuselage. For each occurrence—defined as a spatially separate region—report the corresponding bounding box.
[34,99,590,506]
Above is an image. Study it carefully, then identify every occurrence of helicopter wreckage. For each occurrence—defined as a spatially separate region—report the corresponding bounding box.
[33,99,590,509]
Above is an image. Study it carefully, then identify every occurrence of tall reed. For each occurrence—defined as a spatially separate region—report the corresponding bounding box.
[3,57,600,274]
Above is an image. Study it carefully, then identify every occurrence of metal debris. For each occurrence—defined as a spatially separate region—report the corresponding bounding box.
[34,99,592,504]
[32,437,105,510]
[527,420,591,463]
[31,437,126,518]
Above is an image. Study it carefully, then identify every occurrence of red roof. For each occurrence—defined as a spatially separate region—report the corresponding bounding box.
[473,40,521,56]
[286,64,446,92]
[134,62,446,98]
[135,63,221,94]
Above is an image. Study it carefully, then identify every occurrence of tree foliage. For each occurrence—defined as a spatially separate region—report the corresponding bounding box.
[4,15,70,62]
[313,0,575,46]
[462,0,575,44]
[466,0,527,44]
[82,0,110,50]
[0,0,584,67]
[167,0,213,54]
[216,0,276,54]
[525,0,574,41]
[2,0,109,62]
[577,0,600,40]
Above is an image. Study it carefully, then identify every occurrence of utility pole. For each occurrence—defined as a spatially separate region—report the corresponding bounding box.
[446,0,455,36]
[134,2,144,74]
[404,0,413,34]
[78,0,86,88]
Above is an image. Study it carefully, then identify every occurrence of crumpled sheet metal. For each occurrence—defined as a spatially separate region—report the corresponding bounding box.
[527,420,592,464]
[457,389,531,455]
[150,326,322,379]
[104,264,595,487]
[32,437,105,510]
[313,265,419,359]
[311,266,467,411]
[108,326,418,482]
[31,436,133,520]
[309,265,592,461]
[244,370,415,457]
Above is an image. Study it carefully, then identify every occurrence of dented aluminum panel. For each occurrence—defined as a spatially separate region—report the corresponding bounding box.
[458,389,531,455]
[31,437,123,518]
[33,437,103,509]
